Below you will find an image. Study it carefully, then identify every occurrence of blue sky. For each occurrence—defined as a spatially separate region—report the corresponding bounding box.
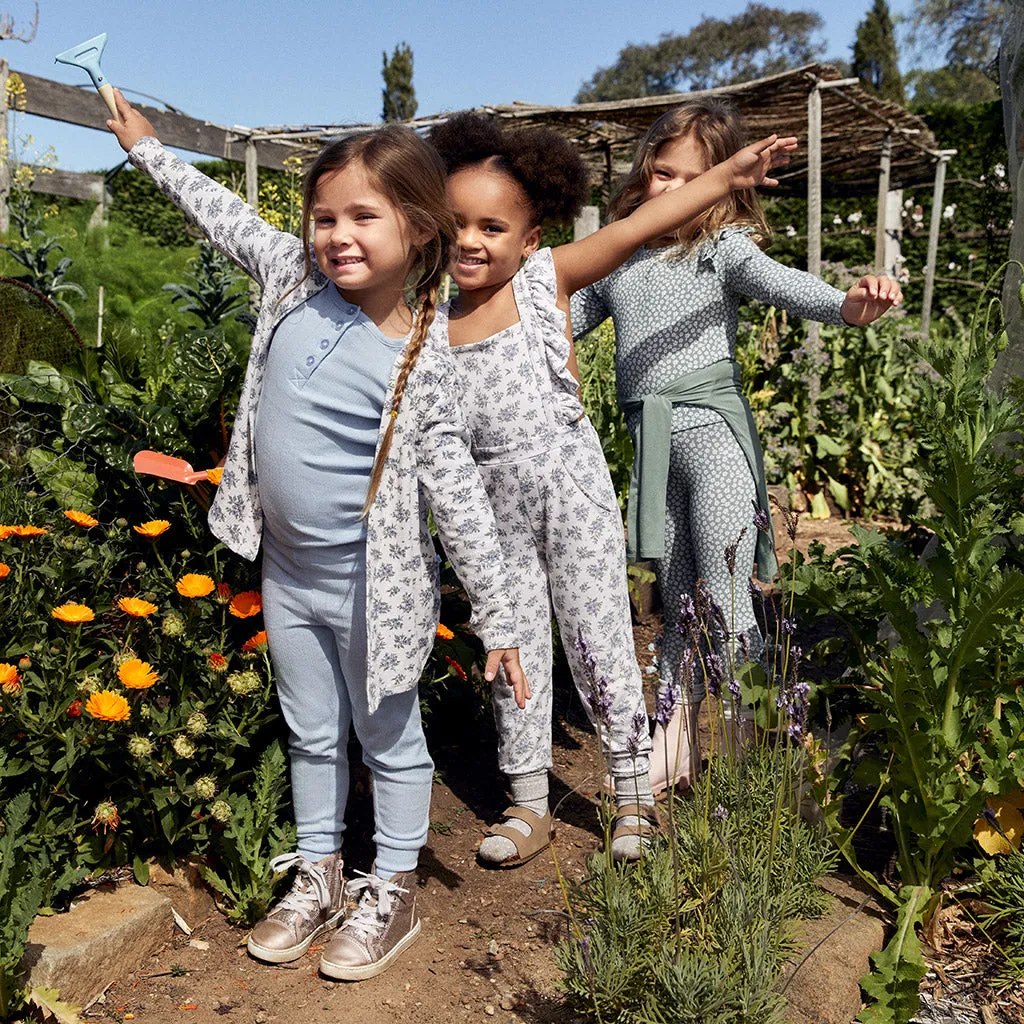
[4,0,921,172]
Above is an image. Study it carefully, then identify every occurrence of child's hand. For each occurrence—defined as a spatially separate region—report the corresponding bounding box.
[107,89,158,153]
[484,648,531,709]
[728,134,798,190]
[841,275,903,326]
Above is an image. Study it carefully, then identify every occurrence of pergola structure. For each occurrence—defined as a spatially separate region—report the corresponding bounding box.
[3,61,954,332]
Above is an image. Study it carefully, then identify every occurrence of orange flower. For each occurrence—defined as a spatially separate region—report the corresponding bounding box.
[445,656,468,682]
[118,596,158,618]
[8,525,47,538]
[215,582,233,604]
[208,651,229,673]
[436,623,455,640]
[206,467,223,485]
[241,630,268,653]
[64,510,99,528]
[84,690,130,722]
[176,573,215,598]
[92,800,121,833]
[52,602,95,624]
[0,664,21,694]
[229,590,262,618]
[134,520,170,538]
[0,526,14,540]
[0,563,9,578]
[118,658,159,690]
[67,699,83,717]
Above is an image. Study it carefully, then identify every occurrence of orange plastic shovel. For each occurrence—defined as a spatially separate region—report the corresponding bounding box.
[133,450,210,485]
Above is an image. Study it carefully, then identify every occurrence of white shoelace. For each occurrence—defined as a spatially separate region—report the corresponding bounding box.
[343,871,409,938]
[268,853,333,921]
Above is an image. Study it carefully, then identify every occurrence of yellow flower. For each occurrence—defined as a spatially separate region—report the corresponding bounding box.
[118,596,158,618]
[241,630,268,653]
[118,658,159,690]
[0,663,21,694]
[134,520,170,538]
[84,690,131,722]
[64,510,99,528]
[206,467,223,485]
[0,563,9,579]
[52,602,95,624]
[176,573,215,598]
[435,623,455,640]
[229,590,262,618]
[974,791,1024,855]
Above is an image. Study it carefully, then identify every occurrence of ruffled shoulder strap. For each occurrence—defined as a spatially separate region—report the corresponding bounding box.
[694,225,758,272]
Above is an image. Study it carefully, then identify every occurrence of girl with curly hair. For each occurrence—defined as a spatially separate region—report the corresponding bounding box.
[428,111,795,866]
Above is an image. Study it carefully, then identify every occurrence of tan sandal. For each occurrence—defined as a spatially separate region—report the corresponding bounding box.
[610,803,662,845]
[480,806,554,868]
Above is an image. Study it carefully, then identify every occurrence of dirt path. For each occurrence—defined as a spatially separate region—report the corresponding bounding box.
[93,513,868,1024]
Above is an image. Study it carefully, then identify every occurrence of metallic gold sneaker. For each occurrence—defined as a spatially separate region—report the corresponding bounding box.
[247,852,345,964]
[319,870,421,981]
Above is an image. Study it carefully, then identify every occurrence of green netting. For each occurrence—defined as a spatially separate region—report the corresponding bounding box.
[0,277,83,376]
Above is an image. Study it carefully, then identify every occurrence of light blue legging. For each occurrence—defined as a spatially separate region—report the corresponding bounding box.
[261,539,433,876]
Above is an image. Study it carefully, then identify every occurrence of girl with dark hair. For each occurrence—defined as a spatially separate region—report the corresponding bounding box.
[571,99,901,793]
[108,92,528,981]
[428,111,796,867]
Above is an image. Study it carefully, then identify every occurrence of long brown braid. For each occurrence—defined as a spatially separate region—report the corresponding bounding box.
[288,126,455,513]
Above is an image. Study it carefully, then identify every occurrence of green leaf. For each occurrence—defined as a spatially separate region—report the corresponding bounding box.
[827,476,850,511]
[29,985,84,1024]
[809,491,831,519]
[25,447,97,510]
[132,856,150,886]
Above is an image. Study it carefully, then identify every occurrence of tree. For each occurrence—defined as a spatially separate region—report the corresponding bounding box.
[0,2,38,43]
[907,0,1004,71]
[852,0,905,103]
[575,4,826,102]
[904,65,998,104]
[381,42,417,122]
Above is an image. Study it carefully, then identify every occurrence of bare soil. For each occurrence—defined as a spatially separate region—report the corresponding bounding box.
[89,513,883,1024]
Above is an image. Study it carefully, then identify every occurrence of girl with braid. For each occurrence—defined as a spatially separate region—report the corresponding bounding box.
[109,93,528,981]
[571,99,901,793]
[427,112,796,867]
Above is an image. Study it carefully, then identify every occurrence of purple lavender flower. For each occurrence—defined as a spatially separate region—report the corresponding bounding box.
[728,676,742,701]
[780,617,797,636]
[724,528,746,576]
[626,710,648,758]
[752,505,772,534]
[705,651,724,697]
[713,805,729,822]
[677,593,697,632]
[654,679,681,727]
[738,632,751,664]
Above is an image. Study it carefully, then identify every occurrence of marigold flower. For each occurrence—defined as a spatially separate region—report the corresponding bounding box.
[0,525,14,540]
[210,799,232,823]
[215,582,233,604]
[9,525,47,538]
[194,775,217,800]
[975,790,1024,855]
[229,590,262,618]
[118,658,159,690]
[67,699,83,717]
[0,664,21,694]
[436,623,455,640]
[172,735,196,759]
[207,652,229,674]
[85,690,130,722]
[17,656,30,670]
[162,612,186,637]
[445,656,468,682]
[0,563,10,579]
[128,734,154,759]
[118,596,158,618]
[64,510,99,528]
[176,573,215,598]
[186,711,209,736]
[92,800,121,833]
[134,520,170,538]
[52,602,95,624]
[206,467,223,485]
[227,670,260,696]
[241,630,268,653]
[78,673,100,694]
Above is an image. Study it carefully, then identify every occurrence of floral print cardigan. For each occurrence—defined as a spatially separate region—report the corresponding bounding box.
[128,137,518,712]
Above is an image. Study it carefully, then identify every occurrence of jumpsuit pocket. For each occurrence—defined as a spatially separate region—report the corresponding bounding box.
[562,422,622,515]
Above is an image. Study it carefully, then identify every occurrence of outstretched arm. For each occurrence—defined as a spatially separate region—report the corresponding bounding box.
[840,275,903,325]
[552,134,797,298]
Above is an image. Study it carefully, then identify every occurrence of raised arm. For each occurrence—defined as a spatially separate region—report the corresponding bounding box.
[106,89,296,289]
[552,134,797,299]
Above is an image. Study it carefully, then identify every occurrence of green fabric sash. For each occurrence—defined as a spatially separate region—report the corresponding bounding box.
[622,359,778,582]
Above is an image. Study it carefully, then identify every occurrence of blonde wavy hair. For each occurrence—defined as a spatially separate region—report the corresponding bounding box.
[607,98,771,252]
[294,126,456,513]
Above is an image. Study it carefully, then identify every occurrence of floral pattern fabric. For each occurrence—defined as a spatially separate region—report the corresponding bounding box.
[129,138,517,712]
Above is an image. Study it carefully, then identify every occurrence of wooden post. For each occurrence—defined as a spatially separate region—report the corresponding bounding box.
[806,83,822,280]
[882,188,903,277]
[574,205,599,241]
[874,132,892,272]
[1,59,10,235]
[96,284,104,348]
[245,138,260,308]
[921,154,950,339]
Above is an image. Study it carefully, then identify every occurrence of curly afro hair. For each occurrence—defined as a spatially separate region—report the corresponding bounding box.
[428,111,590,225]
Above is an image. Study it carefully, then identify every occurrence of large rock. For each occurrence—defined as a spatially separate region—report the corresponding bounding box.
[782,875,887,1024]
[21,883,173,1006]
[146,858,217,928]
